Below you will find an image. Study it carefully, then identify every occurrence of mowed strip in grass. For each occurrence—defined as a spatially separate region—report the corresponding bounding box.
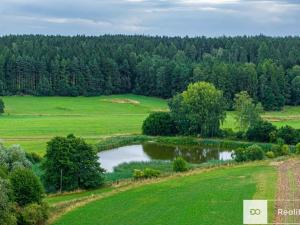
[52,163,277,225]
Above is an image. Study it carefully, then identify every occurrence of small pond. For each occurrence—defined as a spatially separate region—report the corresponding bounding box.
[98,142,233,172]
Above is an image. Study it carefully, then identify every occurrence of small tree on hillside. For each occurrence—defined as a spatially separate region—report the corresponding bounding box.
[0,98,4,114]
[234,91,263,131]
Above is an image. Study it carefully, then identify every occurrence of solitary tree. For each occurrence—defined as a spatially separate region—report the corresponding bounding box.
[169,82,226,137]
[234,91,263,131]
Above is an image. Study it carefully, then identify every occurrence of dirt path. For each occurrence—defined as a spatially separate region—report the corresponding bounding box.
[274,158,300,224]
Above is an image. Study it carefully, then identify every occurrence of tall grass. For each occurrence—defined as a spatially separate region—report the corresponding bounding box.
[105,159,235,182]
[105,160,172,182]
[97,135,279,152]
[97,135,153,151]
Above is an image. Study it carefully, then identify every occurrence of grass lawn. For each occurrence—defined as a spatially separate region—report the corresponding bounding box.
[52,162,277,225]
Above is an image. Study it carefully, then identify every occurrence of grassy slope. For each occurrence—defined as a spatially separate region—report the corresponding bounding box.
[0,95,167,154]
[52,162,277,225]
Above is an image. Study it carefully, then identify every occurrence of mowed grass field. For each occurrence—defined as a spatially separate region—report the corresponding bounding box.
[52,162,277,225]
[0,95,167,154]
[0,94,299,154]
[223,106,300,130]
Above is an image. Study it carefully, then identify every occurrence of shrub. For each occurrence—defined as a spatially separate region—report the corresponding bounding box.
[133,168,161,179]
[281,144,290,156]
[296,143,300,154]
[245,145,264,161]
[143,168,160,178]
[10,169,44,206]
[233,148,248,162]
[271,145,281,156]
[266,151,275,158]
[233,145,264,162]
[133,169,144,180]
[173,157,188,172]
[142,112,177,136]
[246,120,277,142]
[277,126,300,145]
[19,202,49,225]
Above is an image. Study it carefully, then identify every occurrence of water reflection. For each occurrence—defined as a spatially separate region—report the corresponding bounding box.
[98,142,232,172]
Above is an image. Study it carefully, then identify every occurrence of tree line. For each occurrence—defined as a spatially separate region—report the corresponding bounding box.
[0,35,300,110]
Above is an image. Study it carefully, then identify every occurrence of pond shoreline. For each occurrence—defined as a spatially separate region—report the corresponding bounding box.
[97,135,282,153]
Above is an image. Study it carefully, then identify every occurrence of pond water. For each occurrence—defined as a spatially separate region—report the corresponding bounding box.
[98,142,233,172]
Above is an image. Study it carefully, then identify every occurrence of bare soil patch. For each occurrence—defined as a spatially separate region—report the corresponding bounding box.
[274,158,300,223]
[102,98,140,105]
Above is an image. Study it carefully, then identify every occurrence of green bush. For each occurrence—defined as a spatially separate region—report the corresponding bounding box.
[246,145,264,161]
[143,168,160,178]
[271,145,281,156]
[277,126,300,145]
[246,120,277,143]
[142,112,177,136]
[19,202,49,225]
[296,143,300,154]
[10,169,44,206]
[133,169,144,180]
[133,168,161,180]
[233,148,248,162]
[173,157,188,172]
[266,151,275,158]
[281,144,290,156]
[233,145,264,162]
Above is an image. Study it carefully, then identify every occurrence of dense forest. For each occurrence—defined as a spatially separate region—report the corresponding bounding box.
[0,35,300,110]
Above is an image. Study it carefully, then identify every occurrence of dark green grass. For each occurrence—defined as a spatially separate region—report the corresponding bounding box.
[53,163,277,225]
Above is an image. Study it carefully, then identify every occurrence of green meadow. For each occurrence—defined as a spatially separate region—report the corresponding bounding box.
[0,95,299,154]
[52,162,277,225]
[0,95,167,154]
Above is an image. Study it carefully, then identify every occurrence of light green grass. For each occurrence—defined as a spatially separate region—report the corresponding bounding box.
[0,95,167,154]
[223,106,300,130]
[52,162,277,225]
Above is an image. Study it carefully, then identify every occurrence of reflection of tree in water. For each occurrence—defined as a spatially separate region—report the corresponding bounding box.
[142,142,221,163]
